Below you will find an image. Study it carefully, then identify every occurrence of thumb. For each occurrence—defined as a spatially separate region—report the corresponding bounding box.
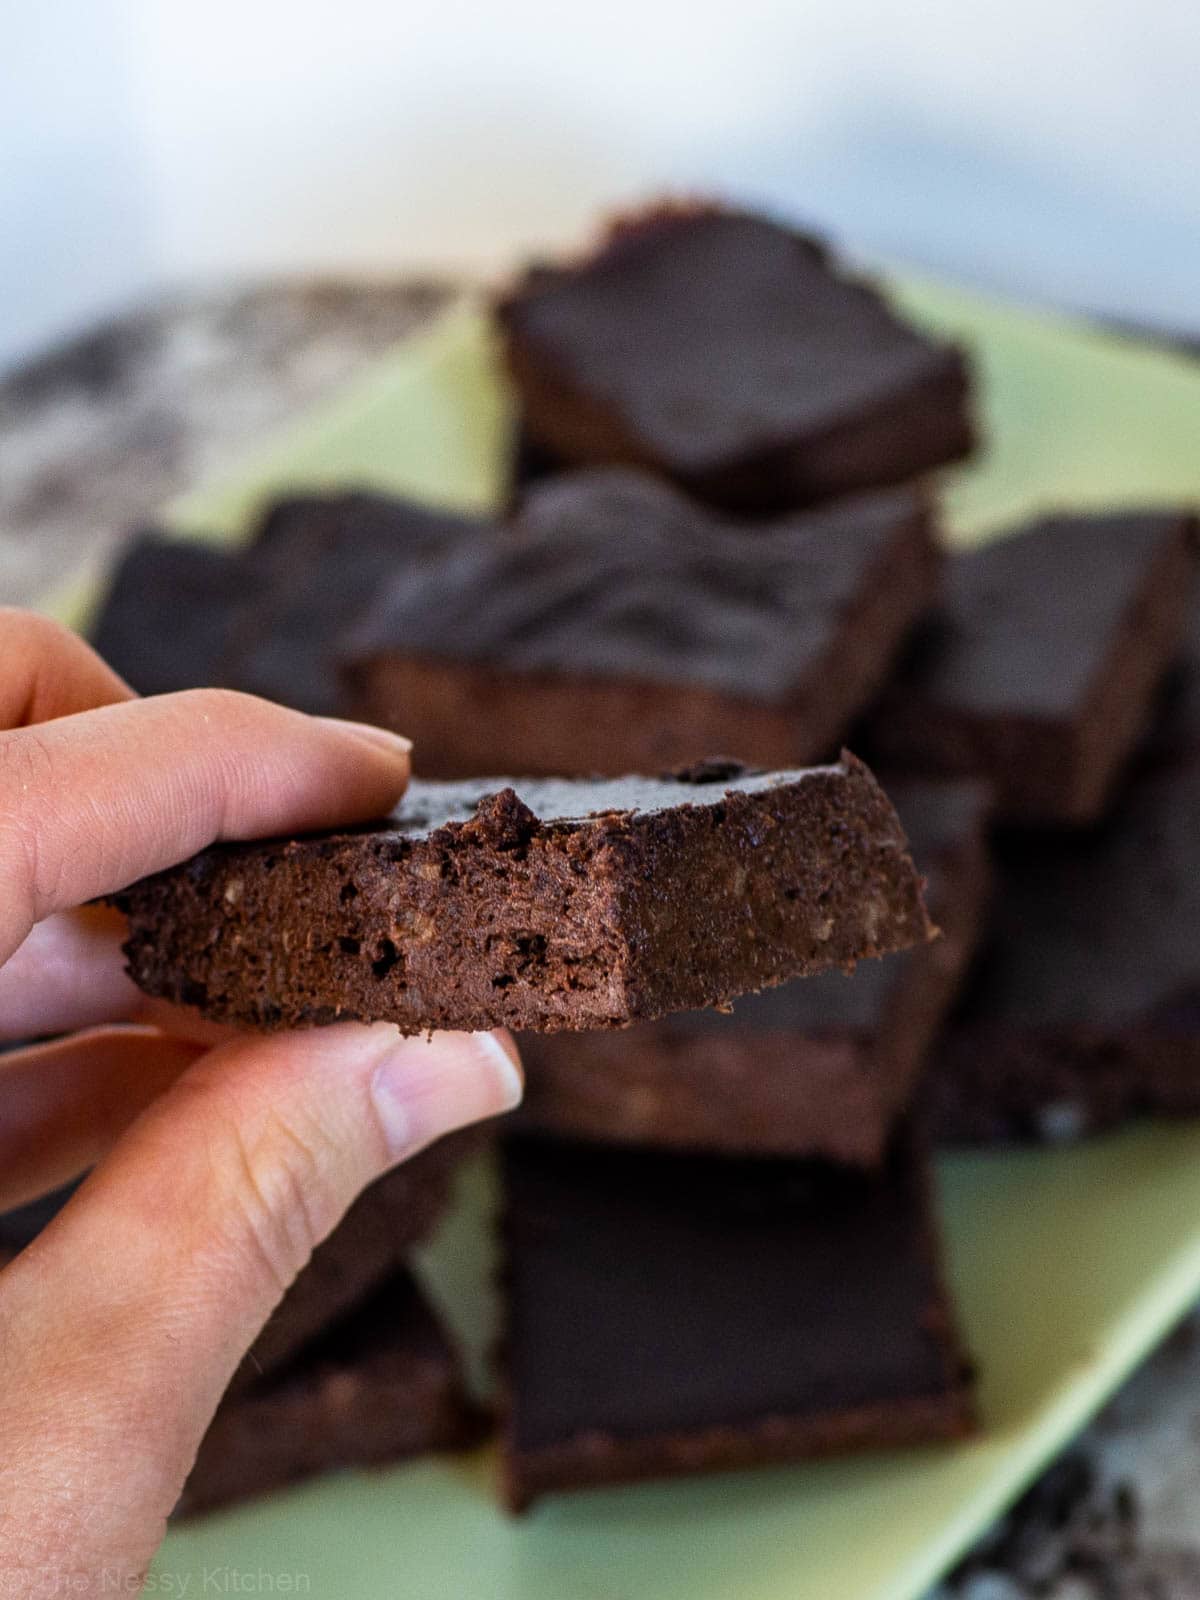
[0,1022,521,1584]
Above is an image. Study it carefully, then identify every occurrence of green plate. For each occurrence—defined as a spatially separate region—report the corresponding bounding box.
[42,281,1200,1599]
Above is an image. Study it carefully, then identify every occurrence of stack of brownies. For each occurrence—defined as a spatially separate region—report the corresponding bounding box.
[69,202,1200,1514]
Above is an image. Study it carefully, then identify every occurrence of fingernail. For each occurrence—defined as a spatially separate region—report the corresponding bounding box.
[317,717,413,757]
[371,1031,524,1158]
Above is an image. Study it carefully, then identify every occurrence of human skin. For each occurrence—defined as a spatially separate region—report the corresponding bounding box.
[0,610,523,1594]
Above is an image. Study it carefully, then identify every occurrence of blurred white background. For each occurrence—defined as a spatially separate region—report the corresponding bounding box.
[4,0,1198,371]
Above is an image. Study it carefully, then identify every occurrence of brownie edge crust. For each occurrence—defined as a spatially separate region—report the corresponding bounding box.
[111,757,932,1036]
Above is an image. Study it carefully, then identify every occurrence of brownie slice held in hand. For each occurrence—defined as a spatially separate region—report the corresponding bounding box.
[518,780,990,1166]
[497,203,974,512]
[112,757,932,1035]
[344,469,941,777]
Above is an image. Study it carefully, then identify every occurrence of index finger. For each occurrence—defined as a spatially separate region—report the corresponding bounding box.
[0,609,133,726]
[0,688,411,962]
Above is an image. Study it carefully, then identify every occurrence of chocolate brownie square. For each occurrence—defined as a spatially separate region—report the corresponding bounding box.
[931,754,1200,1145]
[222,492,493,715]
[112,758,932,1035]
[87,533,253,695]
[518,780,990,1165]
[499,1128,973,1510]
[89,494,490,715]
[179,1269,484,1517]
[496,204,974,512]
[866,509,1199,823]
[343,469,941,777]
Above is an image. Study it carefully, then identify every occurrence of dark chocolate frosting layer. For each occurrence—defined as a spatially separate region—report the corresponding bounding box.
[894,511,1197,716]
[500,208,965,473]
[346,468,929,703]
[503,1130,958,1450]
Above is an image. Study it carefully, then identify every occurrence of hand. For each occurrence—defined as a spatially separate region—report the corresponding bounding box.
[0,611,523,1594]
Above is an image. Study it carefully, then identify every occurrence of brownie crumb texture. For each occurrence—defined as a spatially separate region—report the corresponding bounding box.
[112,758,932,1036]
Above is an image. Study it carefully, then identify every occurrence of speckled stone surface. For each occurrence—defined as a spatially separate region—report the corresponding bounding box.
[936,1316,1200,1597]
[3,280,1200,1594]
[0,279,448,608]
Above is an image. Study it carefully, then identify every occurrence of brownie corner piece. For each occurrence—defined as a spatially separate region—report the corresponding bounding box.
[868,507,1200,823]
[498,1128,974,1511]
[112,756,931,1035]
[496,203,974,512]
